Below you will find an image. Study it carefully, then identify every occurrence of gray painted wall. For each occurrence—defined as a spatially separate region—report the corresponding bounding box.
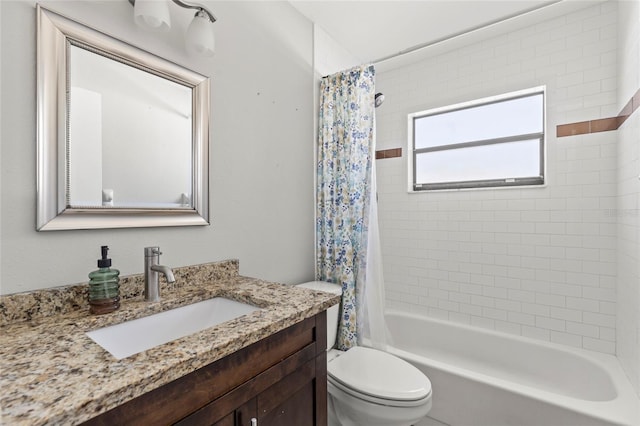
[0,0,316,294]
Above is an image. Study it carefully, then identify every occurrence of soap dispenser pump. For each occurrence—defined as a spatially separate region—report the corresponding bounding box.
[88,246,121,315]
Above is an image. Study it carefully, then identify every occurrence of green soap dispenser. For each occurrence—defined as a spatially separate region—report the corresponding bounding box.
[88,246,120,315]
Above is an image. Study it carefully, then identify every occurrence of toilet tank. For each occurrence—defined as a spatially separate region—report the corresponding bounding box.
[296,281,342,349]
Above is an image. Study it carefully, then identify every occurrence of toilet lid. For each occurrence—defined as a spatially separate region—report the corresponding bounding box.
[328,346,431,402]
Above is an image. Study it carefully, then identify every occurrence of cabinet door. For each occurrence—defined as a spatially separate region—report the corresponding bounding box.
[212,412,235,426]
[257,359,317,426]
[234,399,257,426]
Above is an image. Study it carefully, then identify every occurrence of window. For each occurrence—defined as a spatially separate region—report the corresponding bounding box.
[409,87,545,191]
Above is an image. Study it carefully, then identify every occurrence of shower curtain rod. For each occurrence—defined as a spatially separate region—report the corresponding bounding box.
[368,0,563,67]
[321,0,562,78]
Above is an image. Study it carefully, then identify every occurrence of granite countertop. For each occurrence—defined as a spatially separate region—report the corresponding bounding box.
[0,260,340,425]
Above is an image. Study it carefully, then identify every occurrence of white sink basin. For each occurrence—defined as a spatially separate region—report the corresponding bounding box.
[86,297,260,359]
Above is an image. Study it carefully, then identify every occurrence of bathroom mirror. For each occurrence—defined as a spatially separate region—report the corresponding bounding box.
[37,5,210,230]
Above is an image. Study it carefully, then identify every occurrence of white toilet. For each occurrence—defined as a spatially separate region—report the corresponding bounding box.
[297,281,432,426]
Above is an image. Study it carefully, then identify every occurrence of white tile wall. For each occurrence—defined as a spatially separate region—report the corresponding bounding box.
[616,0,640,396]
[375,1,620,354]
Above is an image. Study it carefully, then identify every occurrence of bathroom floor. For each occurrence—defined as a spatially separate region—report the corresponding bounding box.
[416,416,449,426]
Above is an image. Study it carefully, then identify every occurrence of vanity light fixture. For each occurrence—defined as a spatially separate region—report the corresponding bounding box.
[129,0,217,57]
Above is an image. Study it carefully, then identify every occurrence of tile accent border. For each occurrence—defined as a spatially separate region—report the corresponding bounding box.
[557,88,640,137]
[377,88,639,145]
[376,148,402,159]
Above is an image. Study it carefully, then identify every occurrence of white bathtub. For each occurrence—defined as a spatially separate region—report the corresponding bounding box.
[381,310,640,426]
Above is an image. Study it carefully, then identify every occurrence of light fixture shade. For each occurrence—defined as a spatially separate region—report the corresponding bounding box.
[185,13,215,57]
[134,0,171,32]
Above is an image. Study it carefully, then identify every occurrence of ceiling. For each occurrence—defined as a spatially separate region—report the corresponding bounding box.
[289,0,603,68]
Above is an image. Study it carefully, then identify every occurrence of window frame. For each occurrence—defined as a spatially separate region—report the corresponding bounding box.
[408,87,546,192]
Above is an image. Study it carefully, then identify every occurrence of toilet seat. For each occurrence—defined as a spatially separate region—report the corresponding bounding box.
[328,347,432,407]
[328,376,431,408]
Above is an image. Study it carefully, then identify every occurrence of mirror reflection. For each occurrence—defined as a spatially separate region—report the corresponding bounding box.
[68,44,193,209]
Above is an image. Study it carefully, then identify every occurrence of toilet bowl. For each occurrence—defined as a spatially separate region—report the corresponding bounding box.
[297,281,432,426]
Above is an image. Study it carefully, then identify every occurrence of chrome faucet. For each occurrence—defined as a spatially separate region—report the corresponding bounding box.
[144,246,176,302]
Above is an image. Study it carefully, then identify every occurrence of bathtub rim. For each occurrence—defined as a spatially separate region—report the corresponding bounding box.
[378,309,640,426]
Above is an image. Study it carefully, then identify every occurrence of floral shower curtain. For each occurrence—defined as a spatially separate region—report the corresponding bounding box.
[316,64,375,350]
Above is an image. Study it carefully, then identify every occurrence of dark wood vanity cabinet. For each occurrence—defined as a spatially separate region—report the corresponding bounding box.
[83,311,328,426]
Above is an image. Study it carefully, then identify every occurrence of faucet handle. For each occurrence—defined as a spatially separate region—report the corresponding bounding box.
[144,246,162,257]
